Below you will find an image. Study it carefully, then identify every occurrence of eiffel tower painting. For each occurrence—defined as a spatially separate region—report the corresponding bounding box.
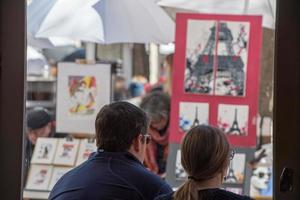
[228,108,242,135]
[225,161,238,183]
[192,106,200,127]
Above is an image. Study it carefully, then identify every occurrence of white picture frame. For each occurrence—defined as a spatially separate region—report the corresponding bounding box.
[56,63,111,134]
[31,138,58,164]
[48,167,72,191]
[53,138,80,166]
[26,164,53,191]
[76,139,97,166]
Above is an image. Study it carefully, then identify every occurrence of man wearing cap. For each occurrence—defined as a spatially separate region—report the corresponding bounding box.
[24,108,53,179]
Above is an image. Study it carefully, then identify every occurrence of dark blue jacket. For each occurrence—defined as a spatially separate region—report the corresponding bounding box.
[49,150,172,200]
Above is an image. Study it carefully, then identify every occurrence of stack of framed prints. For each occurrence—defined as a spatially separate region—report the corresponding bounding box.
[25,137,97,192]
[166,13,263,195]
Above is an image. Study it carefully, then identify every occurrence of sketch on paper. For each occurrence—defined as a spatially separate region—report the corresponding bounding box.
[76,139,97,166]
[175,150,187,180]
[218,104,249,136]
[185,20,249,96]
[179,102,209,132]
[26,165,53,190]
[31,138,58,164]
[68,76,97,115]
[48,167,72,191]
[225,153,246,184]
[53,139,79,166]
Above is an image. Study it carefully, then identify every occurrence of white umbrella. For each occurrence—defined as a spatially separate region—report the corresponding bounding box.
[29,0,175,44]
[92,0,175,44]
[158,0,276,29]
[27,46,49,75]
[28,0,104,44]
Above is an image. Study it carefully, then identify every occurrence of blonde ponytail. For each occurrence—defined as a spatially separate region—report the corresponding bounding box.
[173,179,198,200]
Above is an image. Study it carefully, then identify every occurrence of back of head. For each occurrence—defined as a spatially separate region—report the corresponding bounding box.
[27,107,52,130]
[95,101,148,152]
[174,125,230,200]
[140,91,170,123]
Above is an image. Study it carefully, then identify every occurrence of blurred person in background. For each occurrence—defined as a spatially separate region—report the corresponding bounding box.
[113,75,129,101]
[140,91,170,177]
[155,125,252,200]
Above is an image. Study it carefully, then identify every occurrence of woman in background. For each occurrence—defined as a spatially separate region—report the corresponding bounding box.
[155,125,252,200]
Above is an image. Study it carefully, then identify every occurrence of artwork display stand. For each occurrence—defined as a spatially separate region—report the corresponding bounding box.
[166,13,263,196]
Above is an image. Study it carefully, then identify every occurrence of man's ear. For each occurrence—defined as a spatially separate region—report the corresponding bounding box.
[132,136,140,152]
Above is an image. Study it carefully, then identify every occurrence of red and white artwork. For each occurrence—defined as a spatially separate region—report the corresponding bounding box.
[218,104,249,136]
[26,165,53,190]
[53,139,79,166]
[76,139,97,166]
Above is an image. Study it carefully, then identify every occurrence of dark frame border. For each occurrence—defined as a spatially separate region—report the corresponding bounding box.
[0,0,26,199]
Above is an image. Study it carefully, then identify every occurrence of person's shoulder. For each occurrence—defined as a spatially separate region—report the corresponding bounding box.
[154,192,174,200]
[215,189,253,200]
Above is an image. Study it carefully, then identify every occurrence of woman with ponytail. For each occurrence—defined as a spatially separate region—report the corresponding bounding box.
[155,125,252,200]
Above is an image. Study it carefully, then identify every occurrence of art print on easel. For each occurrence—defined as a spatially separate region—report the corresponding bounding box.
[26,165,53,190]
[76,139,97,166]
[56,63,111,134]
[53,139,79,166]
[225,153,246,184]
[48,167,72,191]
[179,102,209,132]
[31,138,58,164]
[218,104,249,136]
[184,19,250,96]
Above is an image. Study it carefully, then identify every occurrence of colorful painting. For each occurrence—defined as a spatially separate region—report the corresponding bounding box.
[76,139,97,166]
[175,150,187,180]
[218,104,249,136]
[225,153,246,184]
[48,167,72,191]
[179,102,209,132]
[56,63,111,134]
[31,138,58,164]
[26,165,53,190]
[184,19,250,96]
[68,76,97,115]
[53,139,79,166]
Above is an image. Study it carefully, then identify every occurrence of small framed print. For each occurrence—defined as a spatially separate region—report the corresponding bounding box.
[48,167,72,191]
[26,164,53,191]
[179,102,209,133]
[175,149,187,180]
[31,138,58,164]
[218,104,249,136]
[224,153,246,184]
[53,138,80,166]
[76,139,97,166]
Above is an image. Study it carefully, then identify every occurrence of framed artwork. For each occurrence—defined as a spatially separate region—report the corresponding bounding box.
[56,63,111,134]
[76,139,97,166]
[48,167,72,191]
[26,164,53,191]
[218,104,249,136]
[53,138,80,166]
[31,138,58,164]
[175,149,187,180]
[179,102,209,133]
[169,14,262,147]
[224,153,246,184]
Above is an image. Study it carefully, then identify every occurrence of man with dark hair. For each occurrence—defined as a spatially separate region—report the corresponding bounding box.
[49,102,172,200]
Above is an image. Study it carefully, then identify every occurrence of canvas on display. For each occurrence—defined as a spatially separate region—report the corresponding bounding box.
[218,104,249,136]
[26,164,53,191]
[184,19,250,96]
[179,102,209,133]
[31,138,58,164]
[53,138,80,166]
[56,63,111,134]
[76,139,97,166]
[225,153,246,184]
[48,167,72,191]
